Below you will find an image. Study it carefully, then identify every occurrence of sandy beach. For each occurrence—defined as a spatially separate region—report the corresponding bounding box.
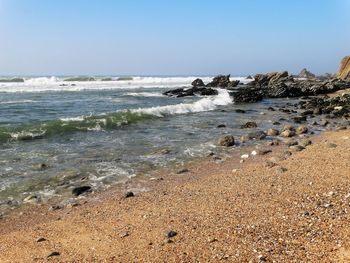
[0,128,349,262]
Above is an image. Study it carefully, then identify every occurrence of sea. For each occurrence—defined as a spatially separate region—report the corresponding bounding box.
[0,76,301,211]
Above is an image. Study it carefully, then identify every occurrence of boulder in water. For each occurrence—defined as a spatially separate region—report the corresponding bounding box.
[191,78,205,87]
[218,135,235,147]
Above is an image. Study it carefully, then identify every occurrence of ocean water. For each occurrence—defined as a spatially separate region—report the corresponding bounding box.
[0,76,299,210]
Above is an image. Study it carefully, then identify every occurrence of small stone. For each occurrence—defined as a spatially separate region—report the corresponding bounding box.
[47,251,60,258]
[299,139,312,147]
[282,125,295,132]
[293,116,307,123]
[166,230,177,238]
[176,168,189,174]
[36,237,46,242]
[23,195,40,204]
[218,135,235,147]
[240,122,257,129]
[266,128,279,136]
[48,205,62,211]
[273,121,281,125]
[72,186,91,196]
[217,124,226,128]
[124,191,135,198]
[258,255,267,262]
[266,140,280,146]
[284,139,298,146]
[241,154,249,159]
[235,109,246,113]
[120,232,129,238]
[296,125,308,134]
[281,130,295,137]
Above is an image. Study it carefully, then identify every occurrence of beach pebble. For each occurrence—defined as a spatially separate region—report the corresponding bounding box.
[217,124,226,128]
[23,195,40,204]
[72,186,92,196]
[240,121,257,129]
[241,154,249,159]
[247,131,266,140]
[176,168,189,174]
[235,109,246,113]
[299,139,312,147]
[282,125,295,132]
[47,251,60,258]
[36,237,46,242]
[166,230,177,238]
[266,128,279,136]
[124,191,135,198]
[296,125,308,134]
[284,138,298,146]
[218,135,235,147]
[281,130,295,137]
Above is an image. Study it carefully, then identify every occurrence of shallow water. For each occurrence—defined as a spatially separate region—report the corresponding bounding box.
[0,76,305,211]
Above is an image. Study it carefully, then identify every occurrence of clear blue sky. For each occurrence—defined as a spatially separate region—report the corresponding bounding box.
[0,0,349,76]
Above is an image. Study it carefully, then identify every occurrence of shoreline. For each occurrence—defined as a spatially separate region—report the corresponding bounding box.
[0,127,350,261]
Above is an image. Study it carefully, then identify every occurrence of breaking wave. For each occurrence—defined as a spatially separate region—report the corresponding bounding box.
[0,89,232,143]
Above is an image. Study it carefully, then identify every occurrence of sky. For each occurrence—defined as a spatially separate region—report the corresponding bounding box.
[0,0,349,76]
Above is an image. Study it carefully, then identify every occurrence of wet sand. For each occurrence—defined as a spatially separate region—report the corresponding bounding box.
[0,129,350,262]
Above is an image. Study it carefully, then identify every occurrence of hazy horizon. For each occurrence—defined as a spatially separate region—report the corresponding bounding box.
[0,0,349,76]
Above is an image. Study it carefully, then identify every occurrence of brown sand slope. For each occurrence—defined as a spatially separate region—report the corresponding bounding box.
[0,130,350,262]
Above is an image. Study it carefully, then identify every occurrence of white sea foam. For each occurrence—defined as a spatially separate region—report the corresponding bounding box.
[0,100,34,104]
[125,92,164,97]
[131,89,232,117]
[0,76,249,93]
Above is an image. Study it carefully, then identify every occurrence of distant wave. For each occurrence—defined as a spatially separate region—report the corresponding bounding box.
[0,76,248,93]
[124,92,164,97]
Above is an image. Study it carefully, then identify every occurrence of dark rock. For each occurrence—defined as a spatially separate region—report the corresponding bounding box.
[191,78,205,87]
[166,230,178,238]
[163,86,218,97]
[206,75,240,88]
[240,122,257,129]
[124,191,135,198]
[72,186,91,196]
[36,237,47,242]
[247,131,266,140]
[293,116,307,123]
[47,252,60,258]
[267,107,276,111]
[235,109,246,113]
[217,124,226,128]
[246,75,253,80]
[218,135,235,147]
[176,168,189,174]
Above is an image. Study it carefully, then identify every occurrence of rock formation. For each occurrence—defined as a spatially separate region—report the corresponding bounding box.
[298,68,316,79]
[337,56,350,81]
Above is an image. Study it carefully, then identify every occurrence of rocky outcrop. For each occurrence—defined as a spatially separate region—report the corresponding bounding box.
[337,56,350,81]
[163,75,240,97]
[206,75,240,88]
[233,71,350,103]
[298,68,316,79]
[163,87,218,97]
[191,78,205,87]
